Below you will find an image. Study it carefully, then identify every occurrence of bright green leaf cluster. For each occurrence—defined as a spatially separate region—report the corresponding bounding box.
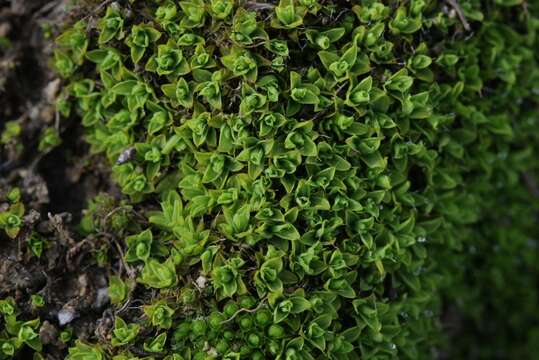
[44,0,539,359]
[0,187,24,239]
[0,299,42,358]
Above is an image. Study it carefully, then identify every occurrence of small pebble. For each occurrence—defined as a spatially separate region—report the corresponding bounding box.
[95,287,109,308]
[58,307,76,326]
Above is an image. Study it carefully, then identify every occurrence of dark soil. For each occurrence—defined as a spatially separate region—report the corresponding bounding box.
[0,1,117,358]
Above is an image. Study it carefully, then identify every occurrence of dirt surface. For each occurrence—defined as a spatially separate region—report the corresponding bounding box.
[0,1,118,358]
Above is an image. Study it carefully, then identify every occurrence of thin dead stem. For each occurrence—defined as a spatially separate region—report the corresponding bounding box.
[445,0,471,31]
[220,297,267,324]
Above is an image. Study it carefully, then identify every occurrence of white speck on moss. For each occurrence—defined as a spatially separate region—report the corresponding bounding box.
[196,275,207,289]
[207,347,218,357]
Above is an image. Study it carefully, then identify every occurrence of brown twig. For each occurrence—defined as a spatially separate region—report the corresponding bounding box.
[80,0,114,21]
[112,237,136,278]
[445,0,471,31]
[220,297,267,324]
[245,2,276,11]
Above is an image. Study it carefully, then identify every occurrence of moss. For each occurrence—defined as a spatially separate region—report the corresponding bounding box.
[1,0,539,359]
